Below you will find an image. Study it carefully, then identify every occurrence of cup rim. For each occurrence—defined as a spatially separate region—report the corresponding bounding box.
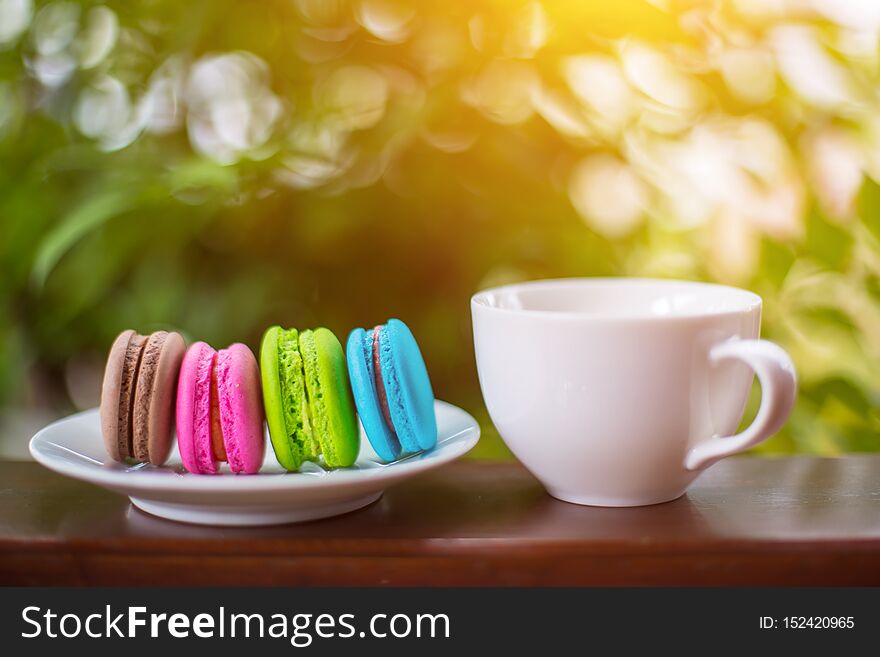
[470,277,762,321]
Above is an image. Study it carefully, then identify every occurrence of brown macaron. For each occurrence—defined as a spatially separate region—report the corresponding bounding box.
[100,330,186,465]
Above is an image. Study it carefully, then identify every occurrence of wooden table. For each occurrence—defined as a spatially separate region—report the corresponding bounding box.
[1,456,879,586]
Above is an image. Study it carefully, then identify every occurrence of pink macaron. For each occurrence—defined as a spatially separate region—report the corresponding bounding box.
[176,341,265,474]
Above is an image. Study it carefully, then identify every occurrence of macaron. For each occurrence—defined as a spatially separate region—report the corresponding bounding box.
[100,329,186,465]
[260,326,359,470]
[346,319,437,462]
[176,341,265,474]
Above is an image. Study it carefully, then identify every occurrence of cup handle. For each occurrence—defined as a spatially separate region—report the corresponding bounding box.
[684,338,797,471]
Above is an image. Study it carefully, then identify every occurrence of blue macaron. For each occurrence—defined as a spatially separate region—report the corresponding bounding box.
[346,319,437,461]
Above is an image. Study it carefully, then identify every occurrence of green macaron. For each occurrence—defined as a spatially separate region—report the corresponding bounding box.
[260,326,359,470]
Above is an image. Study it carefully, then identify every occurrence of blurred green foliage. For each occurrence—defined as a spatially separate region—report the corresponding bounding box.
[1,0,879,457]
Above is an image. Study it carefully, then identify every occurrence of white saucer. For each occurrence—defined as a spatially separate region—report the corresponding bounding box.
[29,400,480,526]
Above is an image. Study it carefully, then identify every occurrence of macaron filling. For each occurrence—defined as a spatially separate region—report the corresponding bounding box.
[131,331,168,462]
[277,329,317,465]
[193,346,218,474]
[118,333,147,459]
[354,324,402,458]
[210,358,226,462]
[372,327,396,432]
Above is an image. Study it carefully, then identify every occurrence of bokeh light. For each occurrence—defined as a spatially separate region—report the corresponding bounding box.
[1,0,878,459]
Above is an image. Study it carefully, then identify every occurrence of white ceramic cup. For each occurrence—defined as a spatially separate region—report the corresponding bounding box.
[471,278,797,507]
